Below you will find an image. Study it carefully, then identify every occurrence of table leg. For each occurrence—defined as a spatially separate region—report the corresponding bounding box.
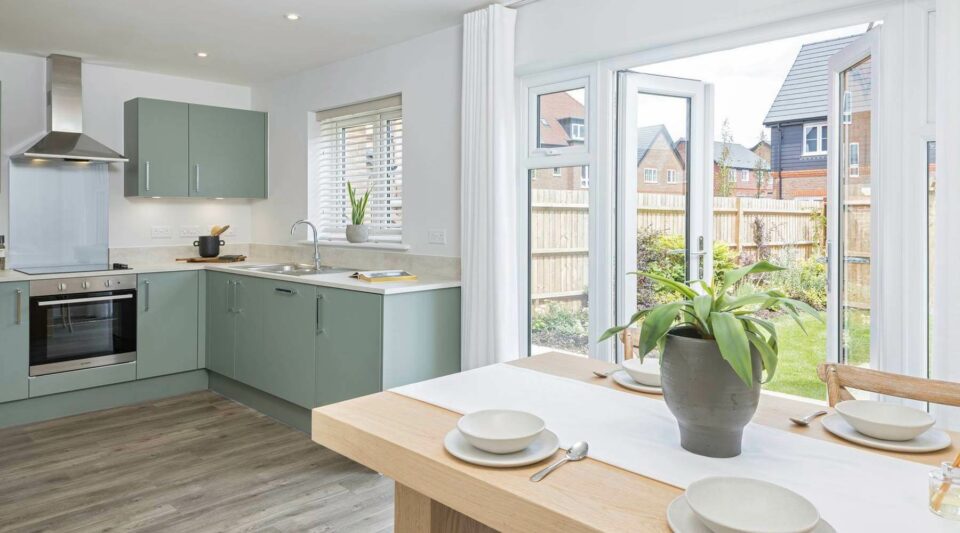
[394,483,498,533]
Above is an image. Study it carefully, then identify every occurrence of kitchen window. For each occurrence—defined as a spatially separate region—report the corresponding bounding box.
[308,95,403,242]
[643,168,658,183]
[803,122,828,156]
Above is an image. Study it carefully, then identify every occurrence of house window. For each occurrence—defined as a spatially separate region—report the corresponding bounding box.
[666,169,678,183]
[309,95,403,242]
[569,121,585,141]
[849,142,860,177]
[803,122,828,156]
[728,169,736,183]
[580,172,589,189]
[643,168,658,183]
[552,167,561,177]
[741,169,750,182]
[842,90,853,125]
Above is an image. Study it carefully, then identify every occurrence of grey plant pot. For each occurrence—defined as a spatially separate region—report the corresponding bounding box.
[345,224,369,243]
[660,327,762,458]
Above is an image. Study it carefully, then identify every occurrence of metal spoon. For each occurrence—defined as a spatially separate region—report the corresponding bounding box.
[530,441,589,482]
[790,410,828,426]
[592,365,621,378]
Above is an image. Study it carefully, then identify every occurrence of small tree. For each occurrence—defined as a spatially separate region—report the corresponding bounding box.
[716,119,734,197]
[753,129,770,198]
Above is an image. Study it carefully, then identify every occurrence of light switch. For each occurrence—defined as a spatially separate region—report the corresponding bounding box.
[428,229,446,245]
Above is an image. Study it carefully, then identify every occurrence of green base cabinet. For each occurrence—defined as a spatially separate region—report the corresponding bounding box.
[315,287,383,407]
[137,272,200,379]
[0,281,28,403]
[381,288,461,389]
[206,271,238,378]
[239,279,316,408]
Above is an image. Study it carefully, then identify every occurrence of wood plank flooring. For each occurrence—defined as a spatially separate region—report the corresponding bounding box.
[0,391,394,532]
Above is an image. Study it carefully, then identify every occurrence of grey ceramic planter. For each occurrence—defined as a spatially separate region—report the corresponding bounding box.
[345,224,369,243]
[660,327,762,458]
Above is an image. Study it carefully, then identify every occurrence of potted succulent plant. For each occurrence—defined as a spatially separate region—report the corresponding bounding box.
[346,182,371,243]
[601,261,822,458]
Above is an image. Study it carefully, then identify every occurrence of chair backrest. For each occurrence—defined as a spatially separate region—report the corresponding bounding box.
[817,363,960,407]
[619,328,639,360]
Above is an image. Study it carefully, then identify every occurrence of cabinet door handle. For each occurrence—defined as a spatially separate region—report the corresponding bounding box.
[145,160,151,191]
[195,164,201,193]
[226,280,234,313]
[15,289,22,325]
[144,280,151,312]
[235,280,242,313]
[275,287,298,296]
[316,294,324,335]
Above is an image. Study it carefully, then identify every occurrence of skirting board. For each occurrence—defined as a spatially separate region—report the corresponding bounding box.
[207,372,312,433]
[0,370,209,430]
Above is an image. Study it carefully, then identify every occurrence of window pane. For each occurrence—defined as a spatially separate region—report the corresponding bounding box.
[806,127,819,153]
[529,166,589,356]
[537,88,586,150]
[839,56,872,366]
[928,141,936,375]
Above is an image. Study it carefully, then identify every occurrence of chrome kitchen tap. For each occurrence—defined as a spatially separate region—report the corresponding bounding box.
[290,220,322,271]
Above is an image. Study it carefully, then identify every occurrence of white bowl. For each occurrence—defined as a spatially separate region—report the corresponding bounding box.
[456,410,545,454]
[621,358,661,387]
[834,400,935,441]
[686,477,820,533]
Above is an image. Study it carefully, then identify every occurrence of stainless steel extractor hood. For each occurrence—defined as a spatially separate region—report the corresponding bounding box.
[19,55,127,163]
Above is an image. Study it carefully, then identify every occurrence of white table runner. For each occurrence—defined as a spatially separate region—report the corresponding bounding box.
[391,363,951,532]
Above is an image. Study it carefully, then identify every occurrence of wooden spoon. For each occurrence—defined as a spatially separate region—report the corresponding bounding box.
[210,225,222,236]
[212,225,230,237]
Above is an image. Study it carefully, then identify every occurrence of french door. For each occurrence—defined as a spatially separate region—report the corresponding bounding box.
[616,72,715,354]
[826,30,879,366]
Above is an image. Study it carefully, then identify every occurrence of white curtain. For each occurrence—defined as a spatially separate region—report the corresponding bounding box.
[461,4,519,370]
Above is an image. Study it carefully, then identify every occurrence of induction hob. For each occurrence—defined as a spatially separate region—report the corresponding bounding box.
[14,264,131,275]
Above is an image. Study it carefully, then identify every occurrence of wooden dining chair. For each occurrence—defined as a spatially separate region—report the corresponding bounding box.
[619,327,639,360]
[816,363,960,407]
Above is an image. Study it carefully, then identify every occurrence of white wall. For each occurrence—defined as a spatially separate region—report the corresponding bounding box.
[515,0,884,73]
[251,25,461,257]
[0,51,254,248]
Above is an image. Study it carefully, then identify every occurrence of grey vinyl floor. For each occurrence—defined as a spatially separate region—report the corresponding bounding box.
[0,391,394,533]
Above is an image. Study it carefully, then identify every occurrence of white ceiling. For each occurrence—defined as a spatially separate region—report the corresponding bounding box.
[0,0,491,85]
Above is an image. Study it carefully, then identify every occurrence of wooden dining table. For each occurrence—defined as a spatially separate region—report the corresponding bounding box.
[311,352,959,532]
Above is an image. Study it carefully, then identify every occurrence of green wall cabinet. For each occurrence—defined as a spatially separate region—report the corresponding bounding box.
[315,287,383,407]
[137,272,200,379]
[124,98,267,199]
[188,104,267,199]
[124,98,189,197]
[0,282,29,403]
[238,279,317,408]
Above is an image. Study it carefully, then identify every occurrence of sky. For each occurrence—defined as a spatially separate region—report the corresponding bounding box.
[630,23,870,147]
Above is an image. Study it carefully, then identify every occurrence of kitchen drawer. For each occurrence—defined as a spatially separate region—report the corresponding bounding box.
[29,362,137,398]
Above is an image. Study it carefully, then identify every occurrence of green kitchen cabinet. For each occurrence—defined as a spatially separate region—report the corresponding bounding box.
[188,104,267,199]
[0,282,29,403]
[137,272,199,379]
[124,98,189,197]
[315,286,383,407]
[205,271,237,378]
[237,279,316,408]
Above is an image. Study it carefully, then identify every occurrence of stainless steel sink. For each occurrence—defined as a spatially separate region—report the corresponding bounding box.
[232,263,351,277]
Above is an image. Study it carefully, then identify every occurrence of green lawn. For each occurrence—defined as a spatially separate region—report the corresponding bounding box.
[762,310,870,400]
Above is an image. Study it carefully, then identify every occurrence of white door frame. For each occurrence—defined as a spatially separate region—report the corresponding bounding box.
[826,29,881,366]
[616,72,714,335]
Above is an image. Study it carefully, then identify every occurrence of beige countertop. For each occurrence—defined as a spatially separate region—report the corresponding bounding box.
[0,259,460,295]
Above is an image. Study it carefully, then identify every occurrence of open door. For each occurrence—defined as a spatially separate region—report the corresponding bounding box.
[826,29,879,367]
[616,72,715,359]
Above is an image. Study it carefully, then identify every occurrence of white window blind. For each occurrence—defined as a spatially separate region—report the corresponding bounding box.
[309,97,403,241]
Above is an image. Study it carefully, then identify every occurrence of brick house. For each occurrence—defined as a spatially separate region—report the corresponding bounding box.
[532,91,587,190]
[674,139,772,197]
[636,125,686,193]
[763,33,867,200]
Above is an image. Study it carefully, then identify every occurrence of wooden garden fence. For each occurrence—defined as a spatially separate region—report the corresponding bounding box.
[530,190,825,303]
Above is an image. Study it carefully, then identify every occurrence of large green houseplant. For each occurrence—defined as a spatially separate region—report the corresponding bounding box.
[602,261,822,457]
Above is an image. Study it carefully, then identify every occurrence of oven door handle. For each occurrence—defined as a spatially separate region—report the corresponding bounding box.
[37,294,134,307]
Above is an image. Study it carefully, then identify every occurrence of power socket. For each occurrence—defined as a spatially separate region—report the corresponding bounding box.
[427,229,446,245]
[179,226,202,238]
[150,226,173,239]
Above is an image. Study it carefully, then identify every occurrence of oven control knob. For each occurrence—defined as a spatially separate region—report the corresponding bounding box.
[104,280,112,287]
[81,281,90,290]
[57,283,66,292]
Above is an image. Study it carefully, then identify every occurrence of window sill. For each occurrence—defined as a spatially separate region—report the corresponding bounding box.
[297,239,411,252]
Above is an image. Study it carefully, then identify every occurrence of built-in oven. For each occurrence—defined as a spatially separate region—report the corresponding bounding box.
[29,274,137,376]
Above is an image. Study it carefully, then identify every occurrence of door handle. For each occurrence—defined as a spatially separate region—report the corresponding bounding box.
[145,160,151,191]
[227,280,234,313]
[316,294,324,335]
[15,289,22,325]
[195,164,201,193]
[144,280,150,312]
[235,280,242,314]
